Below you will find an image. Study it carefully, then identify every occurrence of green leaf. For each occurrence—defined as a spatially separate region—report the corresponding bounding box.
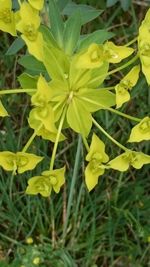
[78,88,115,112]
[63,2,103,25]
[63,10,81,55]
[67,98,92,137]
[5,37,25,55]
[57,0,70,11]
[39,25,59,49]
[120,0,131,11]
[87,62,109,88]
[48,0,64,47]
[78,30,115,51]
[18,55,46,73]
[18,73,38,90]
[106,0,118,7]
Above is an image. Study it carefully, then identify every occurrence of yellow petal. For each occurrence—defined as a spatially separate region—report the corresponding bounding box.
[128,117,150,142]
[28,0,44,10]
[104,41,134,63]
[0,101,9,117]
[86,133,109,163]
[108,152,130,171]
[16,152,43,174]
[115,84,130,108]
[85,161,104,191]
[21,32,44,61]
[122,65,140,89]
[0,151,15,171]
[131,151,150,169]
[42,166,66,193]
[31,75,52,105]
[0,7,16,36]
[76,43,104,69]
[26,176,52,197]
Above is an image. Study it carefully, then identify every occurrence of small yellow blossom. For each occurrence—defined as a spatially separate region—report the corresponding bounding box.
[26,237,34,244]
[33,257,40,265]
[115,65,140,108]
[128,116,150,142]
[85,134,109,191]
[0,0,16,36]
[26,166,66,197]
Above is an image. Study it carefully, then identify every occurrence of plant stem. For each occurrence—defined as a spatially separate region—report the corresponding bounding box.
[106,107,141,122]
[82,135,90,152]
[49,107,66,170]
[22,124,42,152]
[63,134,82,242]
[0,89,36,95]
[107,54,139,76]
[92,118,127,151]
[125,37,137,47]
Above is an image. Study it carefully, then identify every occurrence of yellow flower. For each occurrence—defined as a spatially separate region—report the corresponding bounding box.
[76,43,104,69]
[0,0,16,36]
[26,166,66,197]
[26,237,34,244]
[85,133,109,191]
[0,151,43,174]
[115,65,140,108]
[76,41,134,69]
[0,100,9,117]
[128,116,150,142]
[16,2,43,61]
[109,150,150,171]
[138,8,150,84]
[33,257,40,265]
[28,0,44,10]
[103,41,134,63]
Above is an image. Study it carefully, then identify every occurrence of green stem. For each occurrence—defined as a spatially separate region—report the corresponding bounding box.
[82,135,90,152]
[0,89,36,95]
[92,118,127,151]
[125,37,137,47]
[50,107,67,170]
[107,107,141,122]
[107,54,139,76]
[22,124,42,153]
[63,135,82,242]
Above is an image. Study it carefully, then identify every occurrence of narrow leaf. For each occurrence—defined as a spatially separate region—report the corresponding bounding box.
[6,37,25,55]
[63,10,81,55]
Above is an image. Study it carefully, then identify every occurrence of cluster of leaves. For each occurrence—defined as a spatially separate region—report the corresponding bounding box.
[0,0,149,199]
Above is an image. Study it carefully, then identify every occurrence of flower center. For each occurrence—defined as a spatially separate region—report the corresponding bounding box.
[0,8,12,23]
[49,176,57,186]
[23,24,37,41]
[139,118,150,133]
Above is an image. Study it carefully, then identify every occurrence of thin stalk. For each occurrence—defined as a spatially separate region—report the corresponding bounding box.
[92,118,127,151]
[63,135,82,242]
[125,37,137,47]
[0,89,36,95]
[82,135,90,152]
[49,107,67,170]
[107,107,141,122]
[22,124,42,152]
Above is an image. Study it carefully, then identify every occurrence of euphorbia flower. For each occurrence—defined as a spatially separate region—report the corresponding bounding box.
[29,75,65,141]
[85,133,109,191]
[0,101,9,117]
[26,166,65,197]
[76,42,134,69]
[28,0,44,10]
[0,151,43,174]
[128,116,150,142]
[16,2,43,61]
[115,65,140,108]
[0,0,16,36]
[108,150,150,171]
[138,9,150,84]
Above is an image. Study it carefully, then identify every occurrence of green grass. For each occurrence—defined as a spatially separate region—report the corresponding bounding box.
[0,1,150,267]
